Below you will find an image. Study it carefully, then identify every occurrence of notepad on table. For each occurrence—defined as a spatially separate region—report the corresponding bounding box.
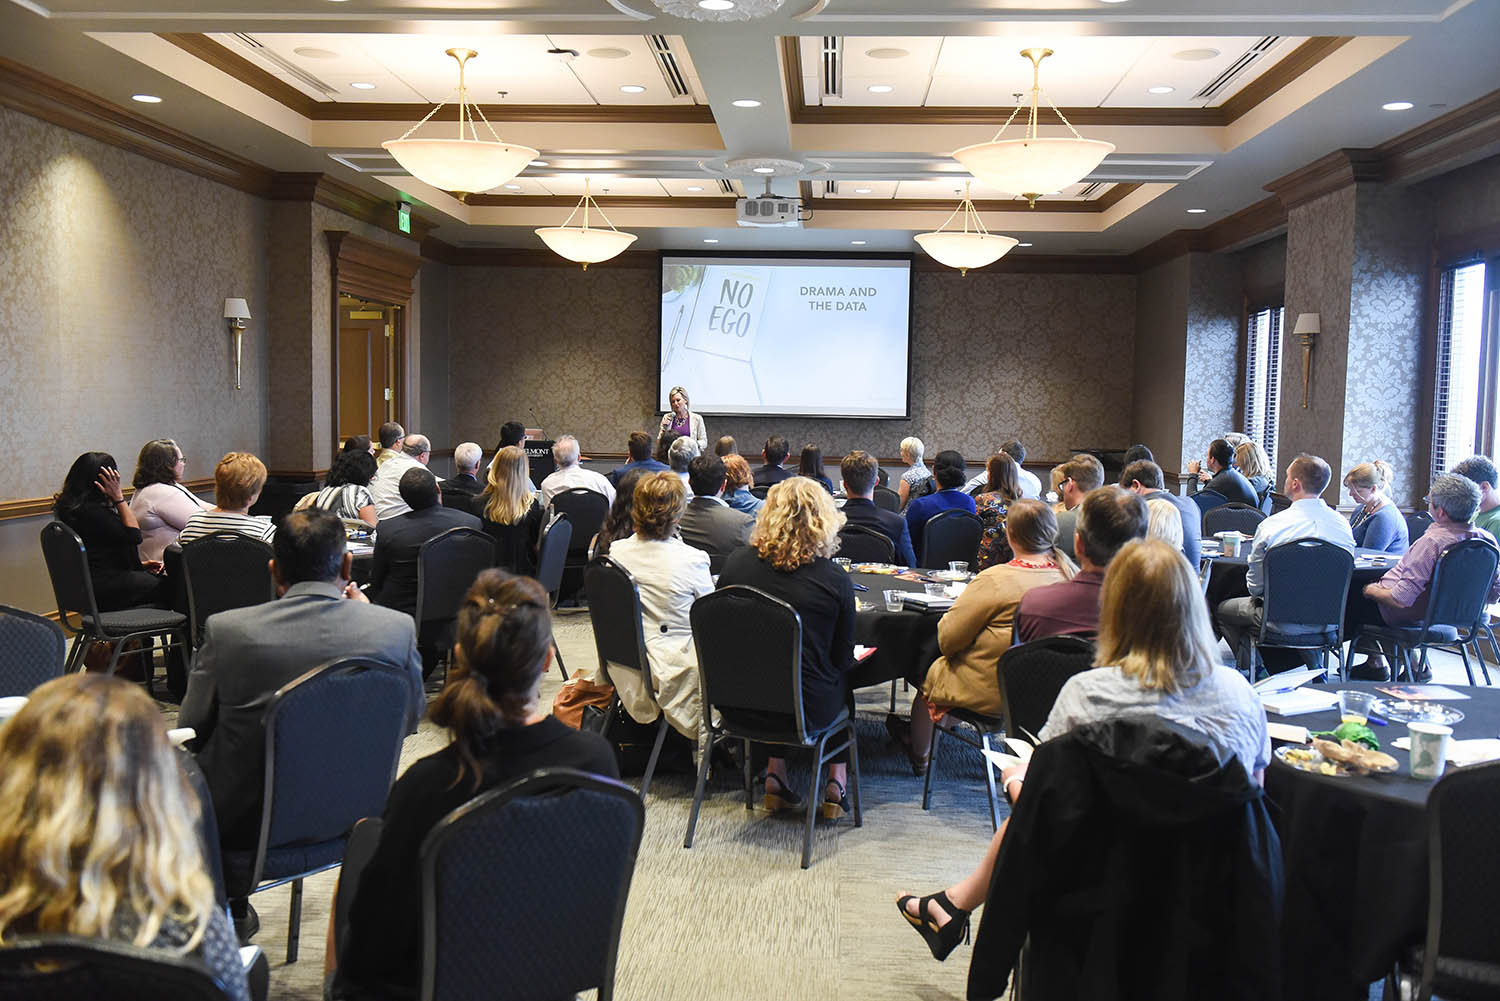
[1259,688,1338,716]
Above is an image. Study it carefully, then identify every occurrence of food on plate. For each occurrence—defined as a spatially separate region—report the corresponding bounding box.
[1310,721,1379,751]
[852,563,900,574]
[1312,738,1399,773]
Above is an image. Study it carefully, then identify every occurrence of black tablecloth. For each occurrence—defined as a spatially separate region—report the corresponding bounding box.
[848,572,945,690]
[1267,681,1500,1000]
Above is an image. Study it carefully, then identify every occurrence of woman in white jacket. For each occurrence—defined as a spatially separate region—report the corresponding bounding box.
[659,385,708,451]
[603,471,714,753]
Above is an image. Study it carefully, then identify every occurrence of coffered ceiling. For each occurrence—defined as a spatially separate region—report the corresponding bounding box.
[2,0,1496,256]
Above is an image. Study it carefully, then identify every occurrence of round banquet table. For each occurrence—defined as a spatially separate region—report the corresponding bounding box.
[1265,681,1500,1000]
[847,571,945,693]
[1203,545,1397,615]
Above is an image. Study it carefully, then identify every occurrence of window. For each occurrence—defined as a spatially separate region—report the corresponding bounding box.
[1244,306,1283,472]
[1431,261,1490,481]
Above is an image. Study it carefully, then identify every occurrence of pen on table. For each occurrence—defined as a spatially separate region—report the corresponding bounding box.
[850,583,869,592]
[1366,714,1388,726]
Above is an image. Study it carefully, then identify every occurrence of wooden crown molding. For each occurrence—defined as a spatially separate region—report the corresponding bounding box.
[0,477,214,523]
[417,244,658,269]
[327,230,423,303]
[808,183,1139,215]
[273,172,436,242]
[462,194,737,209]
[781,36,1351,129]
[912,254,1136,275]
[1128,196,1289,272]
[1264,148,1384,211]
[163,33,714,124]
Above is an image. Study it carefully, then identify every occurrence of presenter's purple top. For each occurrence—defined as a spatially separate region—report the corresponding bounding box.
[668,413,692,437]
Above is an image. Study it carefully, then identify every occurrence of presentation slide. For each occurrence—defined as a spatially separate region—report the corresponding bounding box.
[658,254,912,418]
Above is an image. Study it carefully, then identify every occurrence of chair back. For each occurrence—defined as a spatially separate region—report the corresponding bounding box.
[420,769,644,1001]
[0,605,65,697]
[1267,490,1292,515]
[439,489,474,511]
[1190,489,1228,518]
[415,528,497,634]
[1423,538,1500,632]
[749,485,770,500]
[837,525,895,564]
[583,558,652,690]
[38,521,101,629]
[0,935,232,1001]
[253,658,411,882]
[997,635,1096,742]
[549,489,608,559]
[180,532,276,648]
[691,586,808,737]
[1203,502,1267,538]
[921,509,982,570]
[1259,539,1354,643]
[1405,509,1435,543]
[534,514,572,601]
[872,485,901,512]
[1423,760,1500,983]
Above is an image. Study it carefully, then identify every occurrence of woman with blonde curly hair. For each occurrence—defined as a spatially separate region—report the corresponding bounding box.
[716,477,857,819]
[0,674,249,1000]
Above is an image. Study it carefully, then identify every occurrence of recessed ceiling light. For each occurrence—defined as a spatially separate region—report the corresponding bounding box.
[1147,86,1174,95]
[867,84,894,94]
[851,240,867,246]
[1017,242,1034,247]
[529,160,548,167]
[130,94,162,104]
[620,85,646,94]
[1174,48,1220,61]
[731,99,761,108]
[1186,207,1207,214]
[703,238,720,243]
[698,0,734,9]
[293,47,339,60]
[854,187,872,194]
[686,185,704,192]
[753,166,776,174]
[587,47,630,60]
[350,82,377,91]
[866,47,909,60]
[1382,101,1414,111]
[503,184,522,190]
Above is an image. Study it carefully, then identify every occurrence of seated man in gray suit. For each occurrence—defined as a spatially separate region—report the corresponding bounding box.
[180,508,424,937]
[678,454,753,573]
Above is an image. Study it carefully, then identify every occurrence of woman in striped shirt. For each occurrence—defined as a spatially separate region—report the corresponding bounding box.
[178,453,276,546]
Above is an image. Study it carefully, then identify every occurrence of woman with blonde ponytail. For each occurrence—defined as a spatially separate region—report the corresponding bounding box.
[0,674,249,1001]
[330,570,617,1001]
[1345,459,1409,554]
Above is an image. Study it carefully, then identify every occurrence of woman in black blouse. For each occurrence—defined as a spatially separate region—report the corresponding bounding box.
[716,477,856,819]
[53,451,167,610]
[473,446,544,575]
[798,443,835,493]
[328,570,616,1001]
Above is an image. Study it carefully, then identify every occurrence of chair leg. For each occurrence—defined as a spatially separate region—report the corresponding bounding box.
[847,722,862,829]
[889,678,897,713]
[920,725,942,811]
[554,642,568,681]
[287,878,303,964]
[63,633,88,674]
[980,730,1001,833]
[1456,642,1475,686]
[1416,645,1432,682]
[742,738,754,811]
[638,716,669,800]
[683,730,714,849]
[802,734,828,869]
[1482,625,1499,685]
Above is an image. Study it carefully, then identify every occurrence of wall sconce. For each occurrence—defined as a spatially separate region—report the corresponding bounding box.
[1292,312,1320,409]
[223,298,251,390]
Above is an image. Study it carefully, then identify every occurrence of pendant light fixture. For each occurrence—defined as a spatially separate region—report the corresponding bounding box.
[913,182,1019,276]
[382,49,538,196]
[952,48,1114,208]
[535,180,638,270]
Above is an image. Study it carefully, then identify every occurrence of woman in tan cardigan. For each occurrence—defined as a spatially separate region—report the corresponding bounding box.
[886,499,1074,774]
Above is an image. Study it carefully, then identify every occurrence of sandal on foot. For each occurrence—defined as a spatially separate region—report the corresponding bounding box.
[895,891,971,962]
[821,778,852,820]
[763,773,804,813]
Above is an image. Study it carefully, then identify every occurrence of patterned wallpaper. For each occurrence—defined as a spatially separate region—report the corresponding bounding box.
[1341,183,1433,507]
[0,106,269,500]
[447,265,1138,467]
[1280,185,1356,497]
[1180,251,1243,471]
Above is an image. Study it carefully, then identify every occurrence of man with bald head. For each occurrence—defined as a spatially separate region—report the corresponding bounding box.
[369,432,434,520]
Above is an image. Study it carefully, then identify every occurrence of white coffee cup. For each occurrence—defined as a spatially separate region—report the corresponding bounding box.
[1408,721,1452,780]
[1216,530,1244,557]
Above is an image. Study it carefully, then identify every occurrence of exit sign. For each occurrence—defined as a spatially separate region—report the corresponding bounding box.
[397,202,411,234]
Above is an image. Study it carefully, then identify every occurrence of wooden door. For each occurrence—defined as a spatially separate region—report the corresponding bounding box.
[337,307,392,443]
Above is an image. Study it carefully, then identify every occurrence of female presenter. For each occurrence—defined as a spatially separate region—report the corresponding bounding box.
[660,385,708,451]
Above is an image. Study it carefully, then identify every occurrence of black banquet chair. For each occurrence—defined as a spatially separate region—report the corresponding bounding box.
[872,485,902,513]
[1190,489,1229,520]
[179,532,276,650]
[1234,538,1354,679]
[997,634,1096,743]
[1358,538,1500,684]
[1406,509,1435,543]
[749,485,771,500]
[1387,760,1500,1001]
[221,658,412,963]
[419,768,644,1001]
[415,527,497,677]
[837,525,896,564]
[1203,502,1266,538]
[39,521,187,682]
[0,604,66,697]
[584,557,671,798]
[920,704,1008,832]
[685,585,862,869]
[549,488,609,601]
[921,509,983,570]
[0,935,236,1001]
[534,513,572,679]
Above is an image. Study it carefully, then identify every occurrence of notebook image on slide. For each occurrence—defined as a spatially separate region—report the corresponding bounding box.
[680,265,770,364]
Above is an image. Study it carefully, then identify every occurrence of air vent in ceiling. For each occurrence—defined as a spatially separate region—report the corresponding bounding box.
[821,36,843,101]
[717,178,736,195]
[228,33,340,98]
[1074,182,1107,200]
[823,180,838,196]
[648,35,691,100]
[1193,37,1279,102]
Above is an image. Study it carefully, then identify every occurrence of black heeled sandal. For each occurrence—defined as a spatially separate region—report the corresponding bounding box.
[763,772,804,813]
[896,891,971,962]
[821,778,852,820]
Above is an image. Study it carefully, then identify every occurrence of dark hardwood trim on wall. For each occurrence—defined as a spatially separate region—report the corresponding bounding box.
[417,245,660,269]
[1128,196,1289,272]
[807,184,1140,215]
[462,194,737,209]
[1264,149,1385,211]
[781,36,1352,128]
[272,172,436,242]
[1436,223,1500,267]
[0,477,214,523]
